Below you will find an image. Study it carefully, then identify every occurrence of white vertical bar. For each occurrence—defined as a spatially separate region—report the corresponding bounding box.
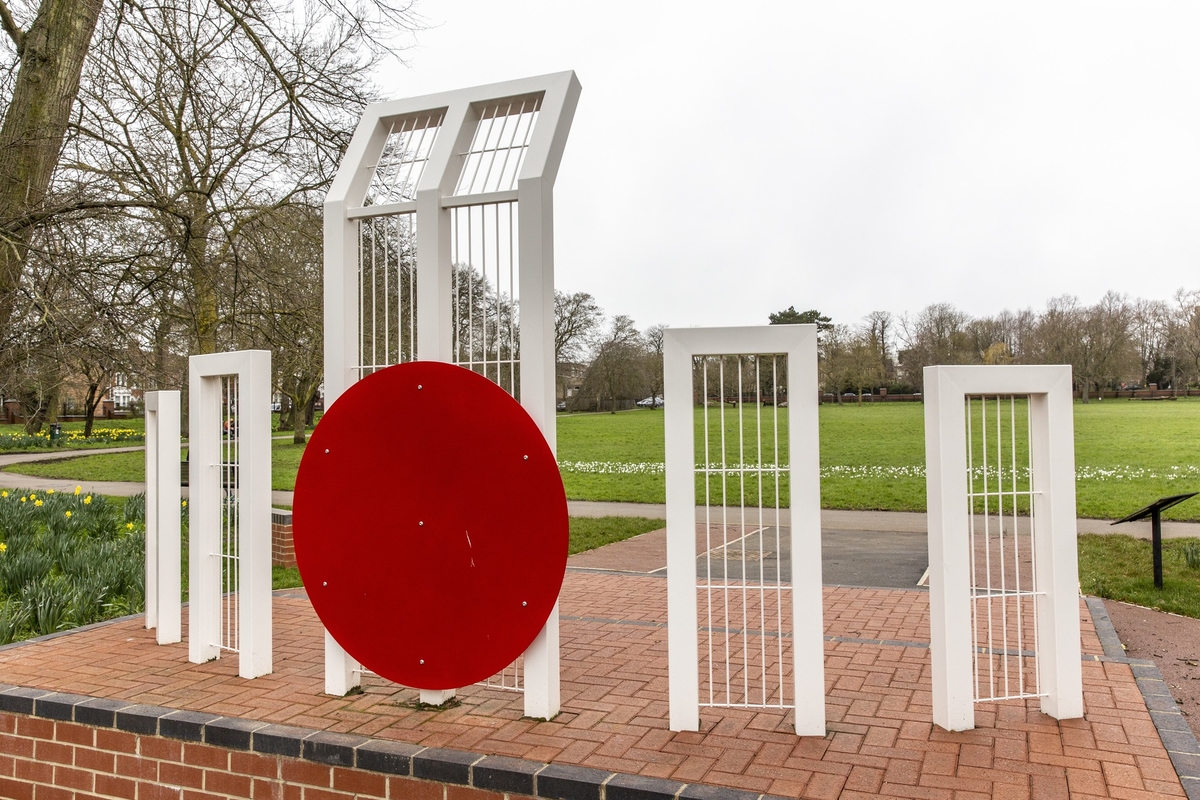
[145,400,159,632]
[925,366,974,731]
[156,391,182,645]
[146,391,181,647]
[189,369,221,665]
[773,357,784,704]
[996,396,1008,696]
[787,332,823,736]
[1013,397,1025,695]
[239,351,272,679]
[665,330,699,731]
[1030,377,1083,719]
[966,397,979,700]
[518,172,560,719]
[703,360,713,707]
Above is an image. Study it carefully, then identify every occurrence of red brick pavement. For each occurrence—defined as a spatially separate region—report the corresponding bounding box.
[0,573,1182,799]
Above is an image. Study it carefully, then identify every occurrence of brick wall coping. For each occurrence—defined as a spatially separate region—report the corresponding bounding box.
[0,682,787,800]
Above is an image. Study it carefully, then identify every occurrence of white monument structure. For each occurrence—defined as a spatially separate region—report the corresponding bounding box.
[664,325,825,736]
[924,365,1082,731]
[187,350,273,679]
[144,390,181,645]
[322,72,580,718]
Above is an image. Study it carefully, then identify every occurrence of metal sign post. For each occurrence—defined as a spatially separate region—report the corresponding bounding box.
[1111,492,1198,589]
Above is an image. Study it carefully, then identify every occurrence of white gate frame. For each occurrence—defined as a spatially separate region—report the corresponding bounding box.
[924,364,1082,731]
[145,390,181,645]
[323,72,580,717]
[188,350,273,679]
[664,325,824,736]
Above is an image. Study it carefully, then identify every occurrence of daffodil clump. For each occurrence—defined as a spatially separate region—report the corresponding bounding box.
[0,427,145,451]
[0,487,147,644]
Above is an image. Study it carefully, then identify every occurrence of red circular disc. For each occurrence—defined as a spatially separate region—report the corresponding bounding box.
[293,362,568,690]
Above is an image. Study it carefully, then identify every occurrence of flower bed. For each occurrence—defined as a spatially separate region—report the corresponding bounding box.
[0,427,145,450]
[0,488,147,644]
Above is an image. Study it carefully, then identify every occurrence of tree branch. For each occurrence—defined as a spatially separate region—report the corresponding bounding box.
[0,0,24,51]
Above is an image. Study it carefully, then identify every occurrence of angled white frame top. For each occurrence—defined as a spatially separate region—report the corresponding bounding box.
[663,324,824,736]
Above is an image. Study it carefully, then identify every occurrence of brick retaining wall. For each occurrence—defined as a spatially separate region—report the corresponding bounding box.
[0,685,765,800]
[271,509,295,568]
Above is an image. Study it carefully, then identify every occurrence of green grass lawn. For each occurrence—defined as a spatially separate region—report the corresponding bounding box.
[6,399,1200,520]
[1079,534,1200,617]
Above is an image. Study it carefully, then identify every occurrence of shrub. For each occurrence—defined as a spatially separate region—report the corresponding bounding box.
[1183,541,1200,571]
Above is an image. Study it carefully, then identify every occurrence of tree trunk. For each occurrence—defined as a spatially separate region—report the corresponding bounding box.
[1080,381,1090,404]
[0,0,105,331]
[186,202,219,354]
[293,395,307,444]
[82,381,103,437]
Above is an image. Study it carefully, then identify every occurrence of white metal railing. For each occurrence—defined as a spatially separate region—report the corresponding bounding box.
[364,112,444,206]
[454,96,541,196]
[451,202,520,397]
[696,355,790,710]
[356,213,417,378]
[965,395,1042,703]
[219,375,241,654]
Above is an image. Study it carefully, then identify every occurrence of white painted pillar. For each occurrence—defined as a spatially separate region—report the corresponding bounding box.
[144,390,181,644]
[923,367,975,731]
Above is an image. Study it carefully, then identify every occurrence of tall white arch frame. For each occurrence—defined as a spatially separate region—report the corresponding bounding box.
[188,350,273,679]
[924,365,1082,731]
[664,325,824,736]
[323,72,581,718]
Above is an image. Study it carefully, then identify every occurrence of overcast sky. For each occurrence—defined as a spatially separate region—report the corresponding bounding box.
[375,2,1200,331]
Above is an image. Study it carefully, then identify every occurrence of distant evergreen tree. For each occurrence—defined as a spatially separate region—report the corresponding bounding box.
[769,306,833,331]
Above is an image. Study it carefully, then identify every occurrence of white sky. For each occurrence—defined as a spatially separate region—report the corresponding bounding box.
[376,1,1200,331]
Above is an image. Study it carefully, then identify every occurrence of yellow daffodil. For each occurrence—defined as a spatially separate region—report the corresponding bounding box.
[0,491,6,498]
[19,497,26,503]
[34,500,42,507]
[181,500,188,508]
[84,496,92,505]
[28,494,35,501]
[64,510,72,518]
[125,522,134,530]
[0,543,7,553]
[74,486,81,495]
[46,489,54,494]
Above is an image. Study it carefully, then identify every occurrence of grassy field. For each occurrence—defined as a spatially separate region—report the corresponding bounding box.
[1079,534,1200,617]
[6,398,1200,520]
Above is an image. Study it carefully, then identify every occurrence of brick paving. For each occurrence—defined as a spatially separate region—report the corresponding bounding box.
[0,571,1185,799]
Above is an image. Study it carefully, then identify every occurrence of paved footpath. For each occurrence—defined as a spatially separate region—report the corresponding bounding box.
[3,447,1199,538]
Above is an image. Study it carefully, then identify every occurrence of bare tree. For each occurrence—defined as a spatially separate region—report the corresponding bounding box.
[896,303,974,389]
[0,0,105,332]
[554,290,602,362]
[579,315,645,412]
[0,0,421,345]
[641,323,665,405]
